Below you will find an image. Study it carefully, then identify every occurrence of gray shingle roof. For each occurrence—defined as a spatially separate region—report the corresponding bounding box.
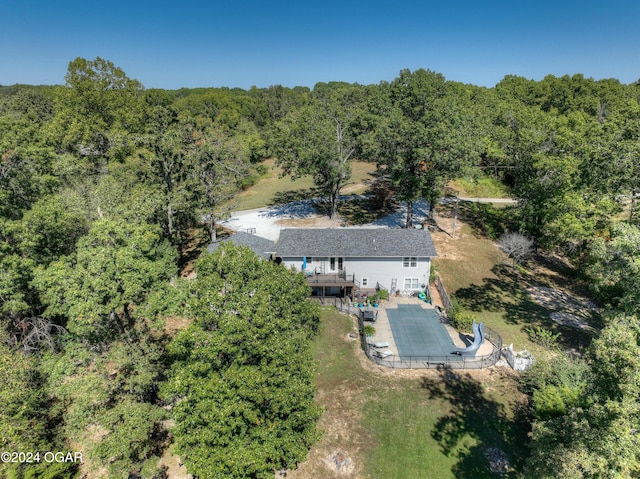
[207,231,275,259]
[276,228,437,258]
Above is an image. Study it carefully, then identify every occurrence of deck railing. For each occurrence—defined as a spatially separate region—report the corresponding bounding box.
[305,272,357,285]
[312,296,361,316]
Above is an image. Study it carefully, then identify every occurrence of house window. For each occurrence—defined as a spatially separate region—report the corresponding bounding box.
[404,277,420,290]
[403,257,417,268]
[361,278,368,287]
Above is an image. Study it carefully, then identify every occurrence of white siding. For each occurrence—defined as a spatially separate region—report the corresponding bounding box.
[281,256,431,292]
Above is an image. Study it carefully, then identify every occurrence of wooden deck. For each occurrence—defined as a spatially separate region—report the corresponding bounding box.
[305,272,357,287]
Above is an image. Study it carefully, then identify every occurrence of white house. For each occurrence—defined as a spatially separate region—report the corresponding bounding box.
[275,228,438,297]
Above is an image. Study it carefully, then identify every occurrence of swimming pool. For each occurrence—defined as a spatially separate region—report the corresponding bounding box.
[385,304,458,360]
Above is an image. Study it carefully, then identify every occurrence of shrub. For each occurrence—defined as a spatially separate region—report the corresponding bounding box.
[448,294,462,319]
[447,296,475,330]
[374,289,388,302]
[520,355,590,395]
[239,171,261,190]
[363,325,376,337]
[429,264,437,284]
[450,311,475,331]
[525,326,560,349]
[533,384,583,421]
[521,355,590,421]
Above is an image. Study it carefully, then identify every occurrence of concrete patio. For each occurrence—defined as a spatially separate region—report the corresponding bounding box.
[364,295,494,361]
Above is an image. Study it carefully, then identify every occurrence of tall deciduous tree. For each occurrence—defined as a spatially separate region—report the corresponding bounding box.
[0,105,57,218]
[375,69,481,227]
[34,219,177,339]
[273,87,361,219]
[47,57,145,155]
[586,223,640,315]
[142,114,200,243]
[510,111,617,253]
[162,243,321,478]
[189,128,249,242]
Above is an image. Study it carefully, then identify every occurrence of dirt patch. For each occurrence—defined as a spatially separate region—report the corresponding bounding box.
[428,282,445,308]
[276,216,341,228]
[158,443,192,479]
[164,316,192,337]
[527,286,599,331]
[428,212,462,260]
[323,451,355,475]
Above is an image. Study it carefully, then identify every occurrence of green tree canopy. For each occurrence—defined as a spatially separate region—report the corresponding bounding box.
[34,219,177,339]
[162,243,321,478]
[272,84,366,218]
[586,223,640,315]
[525,315,640,478]
[374,69,482,226]
[47,56,145,156]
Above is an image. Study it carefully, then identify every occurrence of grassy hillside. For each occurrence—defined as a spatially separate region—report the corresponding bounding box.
[233,159,377,211]
[291,308,528,478]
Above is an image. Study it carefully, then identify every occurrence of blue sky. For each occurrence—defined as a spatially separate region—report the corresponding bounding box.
[1,0,638,89]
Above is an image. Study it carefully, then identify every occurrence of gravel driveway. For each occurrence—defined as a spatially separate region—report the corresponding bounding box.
[221,198,433,241]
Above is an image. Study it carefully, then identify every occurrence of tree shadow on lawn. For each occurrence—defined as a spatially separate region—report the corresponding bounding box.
[269,187,322,206]
[421,366,530,478]
[454,264,550,323]
[453,264,597,352]
[439,201,519,240]
[335,196,397,225]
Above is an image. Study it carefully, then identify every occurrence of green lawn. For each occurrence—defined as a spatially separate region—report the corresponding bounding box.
[433,205,598,357]
[302,308,528,479]
[448,176,512,199]
[230,157,593,478]
[232,159,377,211]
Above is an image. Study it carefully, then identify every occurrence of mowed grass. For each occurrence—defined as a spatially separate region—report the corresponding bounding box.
[431,220,542,356]
[233,159,377,211]
[432,204,598,357]
[231,159,593,476]
[296,307,528,479]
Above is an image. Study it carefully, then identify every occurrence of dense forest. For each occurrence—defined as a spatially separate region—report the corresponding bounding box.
[2,57,640,478]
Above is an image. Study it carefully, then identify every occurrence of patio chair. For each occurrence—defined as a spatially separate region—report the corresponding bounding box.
[375,349,394,359]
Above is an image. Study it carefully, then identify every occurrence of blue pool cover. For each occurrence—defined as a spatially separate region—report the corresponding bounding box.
[386,304,459,360]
